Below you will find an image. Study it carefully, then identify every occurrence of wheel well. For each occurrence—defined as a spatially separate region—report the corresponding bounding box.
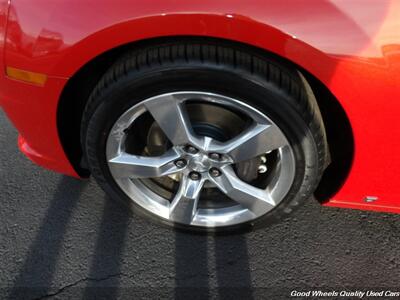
[57,45,129,177]
[57,36,354,200]
[302,73,354,202]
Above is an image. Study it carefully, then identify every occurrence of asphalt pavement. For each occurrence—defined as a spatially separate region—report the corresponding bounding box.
[1,108,400,299]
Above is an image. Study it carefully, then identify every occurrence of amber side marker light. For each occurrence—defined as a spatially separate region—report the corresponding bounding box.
[6,67,47,86]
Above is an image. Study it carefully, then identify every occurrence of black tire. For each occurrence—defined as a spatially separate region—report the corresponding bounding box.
[81,39,328,232]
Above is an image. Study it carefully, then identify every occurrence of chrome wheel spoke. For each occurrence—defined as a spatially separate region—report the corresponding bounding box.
[169,176,205,224]
[210,166,276,215]
[108,148,181,179]
[211,123,288,162]
[144,94,200,146]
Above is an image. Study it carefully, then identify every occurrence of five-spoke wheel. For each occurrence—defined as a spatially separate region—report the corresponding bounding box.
[106,92,295,227]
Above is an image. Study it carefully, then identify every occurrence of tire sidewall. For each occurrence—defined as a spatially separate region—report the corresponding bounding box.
[84,65,320,232]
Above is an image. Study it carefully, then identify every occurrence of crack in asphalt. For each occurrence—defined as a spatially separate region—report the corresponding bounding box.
[32,273,125,300]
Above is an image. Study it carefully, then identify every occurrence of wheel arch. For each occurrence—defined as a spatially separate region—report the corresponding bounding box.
[57,35,354,201]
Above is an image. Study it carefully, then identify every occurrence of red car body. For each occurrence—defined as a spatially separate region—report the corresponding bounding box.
[0,0,399,214]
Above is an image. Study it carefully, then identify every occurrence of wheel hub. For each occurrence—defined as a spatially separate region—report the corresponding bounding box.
[188,152,211,173]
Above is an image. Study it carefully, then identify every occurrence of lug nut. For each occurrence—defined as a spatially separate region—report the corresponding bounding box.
[174,159,187,168]
[258,165,267,174]
[185,145,198,154]
[189,172,201,181]
[209,168,221,177]
[209,153,221,160]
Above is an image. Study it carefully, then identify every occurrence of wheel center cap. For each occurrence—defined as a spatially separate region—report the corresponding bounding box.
[189,154,211,172]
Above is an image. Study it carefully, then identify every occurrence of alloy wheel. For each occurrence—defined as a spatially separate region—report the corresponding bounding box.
[106,91,295,228]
